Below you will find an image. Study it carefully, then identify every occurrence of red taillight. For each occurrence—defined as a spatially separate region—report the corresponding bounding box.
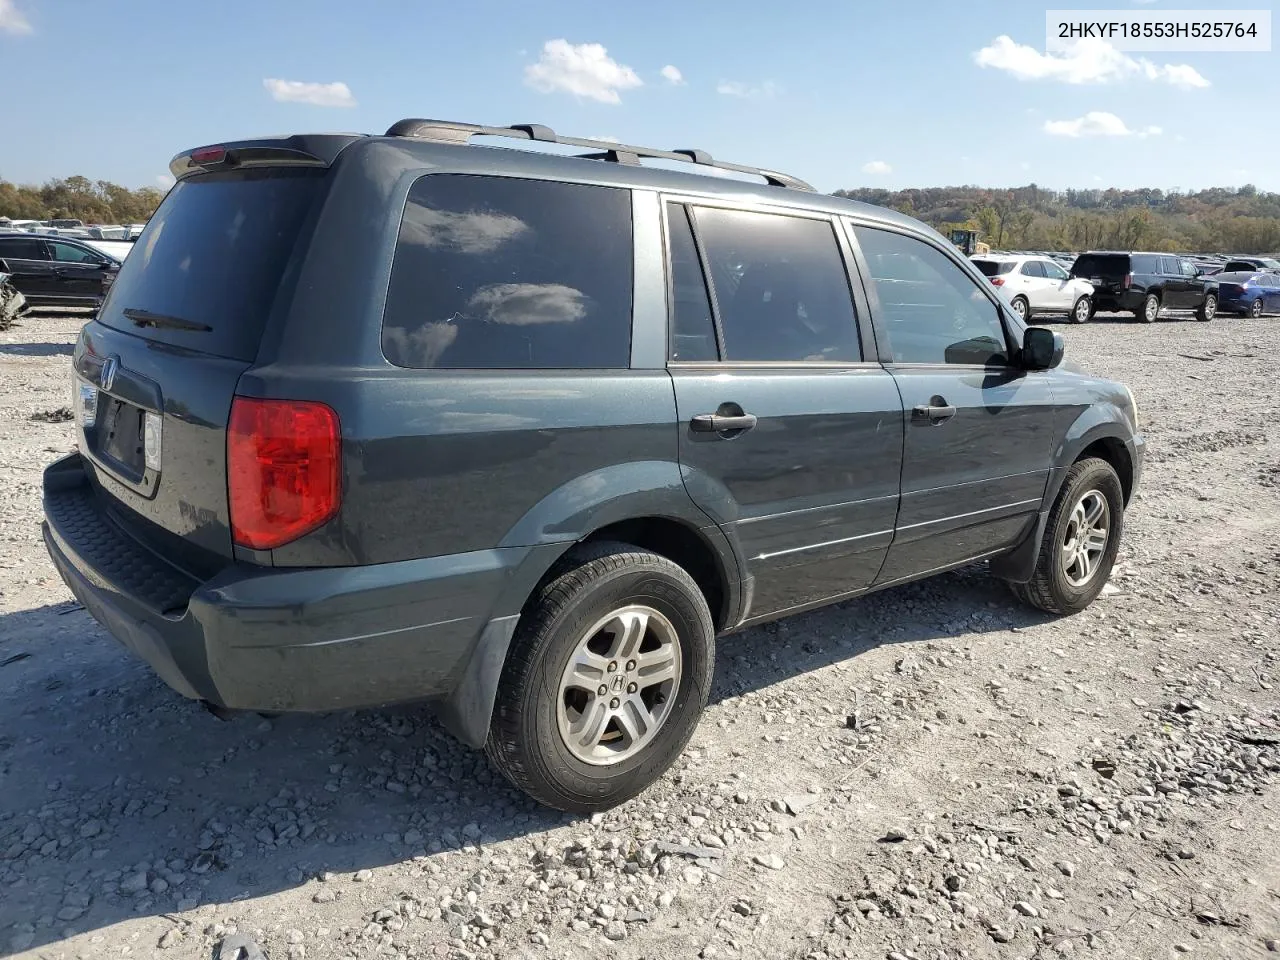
[1123,273,1133,289]
[190,145,226,165]
[228,398,340,550]
[990,277,1005,286]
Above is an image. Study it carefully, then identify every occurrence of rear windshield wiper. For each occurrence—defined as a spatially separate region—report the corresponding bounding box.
[123,308,212,333]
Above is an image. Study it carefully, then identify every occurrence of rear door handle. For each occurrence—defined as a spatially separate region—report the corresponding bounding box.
[691,413,758,433]
[911,403,957,425]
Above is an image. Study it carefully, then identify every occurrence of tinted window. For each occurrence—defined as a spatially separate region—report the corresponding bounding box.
[692,207,859,363]
[1019,260,1045,278]
[972,259,1014,277]
[854,225,1008,366]
[0,237,48,260]
[51,242,101,264]
[666,203,717,362]
[383,176,632,369]
[1071,254,1129,278]
[1043,260,1069,280]
[97,170,322,362]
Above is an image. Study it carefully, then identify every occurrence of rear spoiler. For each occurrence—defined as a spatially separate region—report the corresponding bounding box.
[168,133,365,181]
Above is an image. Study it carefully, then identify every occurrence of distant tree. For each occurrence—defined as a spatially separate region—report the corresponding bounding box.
[0,174,163,224]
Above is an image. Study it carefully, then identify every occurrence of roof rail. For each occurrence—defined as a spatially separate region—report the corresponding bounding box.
[383,119,814,192]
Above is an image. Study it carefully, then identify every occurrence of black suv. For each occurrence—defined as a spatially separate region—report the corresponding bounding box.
[43,120,1144,812]
[1069,251,1217,322]
[0,234,120,308]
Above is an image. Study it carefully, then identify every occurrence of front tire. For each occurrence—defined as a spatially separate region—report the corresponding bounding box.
[1069,295,1093,324]
[1195,293,1217,322]
[1007,458,1124,615]
[1137,293,1160,323]
[486,542,714,813]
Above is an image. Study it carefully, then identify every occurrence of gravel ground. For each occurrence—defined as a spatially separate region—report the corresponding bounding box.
[1,309,1278,960]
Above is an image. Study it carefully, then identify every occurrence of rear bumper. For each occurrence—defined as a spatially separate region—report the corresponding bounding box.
[1091,289,1143,312]
[43,452,547,716]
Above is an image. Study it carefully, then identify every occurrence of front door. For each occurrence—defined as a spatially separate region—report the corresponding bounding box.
[49,242,107,301]
[849,222,1057,584]
[665,201,904,620]
[1041,259,1076,310]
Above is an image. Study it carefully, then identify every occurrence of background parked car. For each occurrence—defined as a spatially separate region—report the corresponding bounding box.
[0,235,120,308]
[1220,256,1280,274]
[971,253,1095,322]
[1068,251,1217,322]
[1214,271,1280,317]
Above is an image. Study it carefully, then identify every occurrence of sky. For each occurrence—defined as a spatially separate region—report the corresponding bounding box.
[0,0,1276,195]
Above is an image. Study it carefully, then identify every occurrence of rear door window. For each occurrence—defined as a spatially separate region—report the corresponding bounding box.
[1019,260,1045,278]
[665,203,717,362]
[383,175,633,369]
[97,169,323,361]
[688,206,860,363]
[0,237,49,260]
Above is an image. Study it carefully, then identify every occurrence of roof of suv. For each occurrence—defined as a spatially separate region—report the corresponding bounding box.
[167,119,932,237]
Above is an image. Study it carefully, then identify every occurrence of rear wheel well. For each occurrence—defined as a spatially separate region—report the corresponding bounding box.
[1078,438,1133,504]
[576,518,729,632]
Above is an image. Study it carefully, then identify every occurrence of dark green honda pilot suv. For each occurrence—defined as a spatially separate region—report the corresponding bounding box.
[43,120,1143,812]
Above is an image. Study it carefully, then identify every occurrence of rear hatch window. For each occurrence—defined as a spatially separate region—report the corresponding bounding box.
[1071,254,1130,279]
[97,169,322,361]
[972,259,1014,277]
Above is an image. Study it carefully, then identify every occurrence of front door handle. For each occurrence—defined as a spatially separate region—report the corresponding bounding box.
[911,402,957,425]
[691,412,758,434]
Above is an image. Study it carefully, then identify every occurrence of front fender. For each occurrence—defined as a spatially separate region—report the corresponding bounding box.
[990,404,1138,584]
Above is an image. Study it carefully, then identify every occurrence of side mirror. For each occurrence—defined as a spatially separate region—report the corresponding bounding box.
[1022,326,1064,370]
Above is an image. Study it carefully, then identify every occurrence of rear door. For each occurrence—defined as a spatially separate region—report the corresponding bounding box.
[849,223,1056,583]
[665,200,903,620]
[1158,256,1186,307]
[73,168,326,566]
[0,237,56,299]
[1015,258,1049,310]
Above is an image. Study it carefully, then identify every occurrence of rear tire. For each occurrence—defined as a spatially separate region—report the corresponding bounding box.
[1195,293,1217,322]
[1069,295,1093,324]
[1010,296,1030,321]
[486,542,714,813]
[1137,293,1160,323]
[1250,297,1264,319]
[1007,458,1124,616]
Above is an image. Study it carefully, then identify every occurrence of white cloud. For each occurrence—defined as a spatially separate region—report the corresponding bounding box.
[716,80,780,99]
[861,160,892,175]
[660,64,684,85]
[156,174,175,190]
[263,78,357,107]
[524,39,642,104]
[1043,111,1162,138]
[0,0,32,34]
[974,35,1208,88]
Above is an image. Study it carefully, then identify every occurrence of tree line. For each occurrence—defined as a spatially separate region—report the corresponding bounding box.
[0,175,166,225]
[833,183,1280,254]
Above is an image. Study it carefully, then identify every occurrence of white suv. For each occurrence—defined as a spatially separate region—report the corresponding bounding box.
[972,254,1096,323]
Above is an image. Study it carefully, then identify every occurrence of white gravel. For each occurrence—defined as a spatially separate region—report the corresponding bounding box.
[1,309,1278,960]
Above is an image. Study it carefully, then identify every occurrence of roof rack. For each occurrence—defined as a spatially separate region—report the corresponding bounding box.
[384,119,814,192]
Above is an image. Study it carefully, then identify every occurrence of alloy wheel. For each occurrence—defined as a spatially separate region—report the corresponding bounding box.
[1061,490,1110,587]
[556,605,682,766]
